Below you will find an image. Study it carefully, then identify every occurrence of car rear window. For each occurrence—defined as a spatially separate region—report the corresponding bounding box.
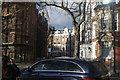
[32,60,83,72]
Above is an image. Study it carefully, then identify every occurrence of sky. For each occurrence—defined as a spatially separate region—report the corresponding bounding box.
[36,1,73,30]
[46,6,73,30]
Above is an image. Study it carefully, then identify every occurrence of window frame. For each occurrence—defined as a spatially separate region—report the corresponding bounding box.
[31,60,85,73]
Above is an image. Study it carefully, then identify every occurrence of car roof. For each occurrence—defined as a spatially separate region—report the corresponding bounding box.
[33,57,94,72]
[41,57,87,61]
[38,57,89,64]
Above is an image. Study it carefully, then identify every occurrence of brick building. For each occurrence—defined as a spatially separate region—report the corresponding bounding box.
[114,2,120,72]
[2,2,48,62]
[48,27,75,57]
[94,2,120,72]
[36,12,48,59]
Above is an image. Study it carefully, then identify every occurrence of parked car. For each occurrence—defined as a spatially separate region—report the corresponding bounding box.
[18,57,109,80]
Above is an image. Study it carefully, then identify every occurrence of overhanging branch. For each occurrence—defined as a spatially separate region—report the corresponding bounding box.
[37,1,79,27]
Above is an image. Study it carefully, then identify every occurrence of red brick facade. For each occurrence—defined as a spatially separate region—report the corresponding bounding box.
[2,2,48,62]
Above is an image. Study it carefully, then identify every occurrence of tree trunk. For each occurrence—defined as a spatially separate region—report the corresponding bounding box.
[74,26,80,58]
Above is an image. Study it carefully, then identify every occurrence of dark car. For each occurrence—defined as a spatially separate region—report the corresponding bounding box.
[18,57,109,80]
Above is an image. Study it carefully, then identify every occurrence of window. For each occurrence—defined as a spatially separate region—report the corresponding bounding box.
[102,13,109,30]
[12,17,16,25]
[2,8,7,16]
[102,42,112,58]
[8,18,12,24]
[9,33,15,42]
[114,13,118,31]
[3,20,7,26]
[8,24,13,29]
[16,35,21,43]
[32,60,82,72]
[2,34,6,43]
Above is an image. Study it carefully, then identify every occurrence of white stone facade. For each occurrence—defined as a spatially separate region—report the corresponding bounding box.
[48,27,75,57]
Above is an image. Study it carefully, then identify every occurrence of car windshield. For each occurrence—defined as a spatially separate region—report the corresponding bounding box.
[31,60,83,72]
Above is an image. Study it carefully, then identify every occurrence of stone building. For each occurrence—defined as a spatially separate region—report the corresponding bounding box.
[2,2,48,62]
[79,1,98,60]
[48,27,75,57]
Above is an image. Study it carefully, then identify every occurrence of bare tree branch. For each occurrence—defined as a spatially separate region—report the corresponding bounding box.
[36,0,88,58]
[78,2,86,26]
[38,1,77,25]
[66,1,68,8]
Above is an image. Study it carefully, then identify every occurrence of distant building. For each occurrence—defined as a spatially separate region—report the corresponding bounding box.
[79,1,98,60]
[48,27,75,57]
[36,12,48,59]
[2,2,48,62]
